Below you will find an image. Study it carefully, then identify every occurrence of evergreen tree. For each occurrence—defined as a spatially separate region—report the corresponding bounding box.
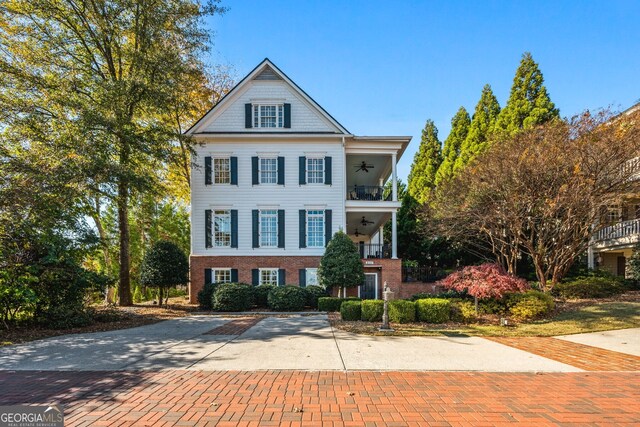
[628,242,640,282]
[494,52,559,135]
[435,107,471,186]
[318,231,364,297]
[140,240,189,306]
[407,120,442,204]
[454,85,500,173]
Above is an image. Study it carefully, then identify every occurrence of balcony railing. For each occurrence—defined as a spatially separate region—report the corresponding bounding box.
[347,185,392,201]
[359,243,391,259]
[594,218,640,241]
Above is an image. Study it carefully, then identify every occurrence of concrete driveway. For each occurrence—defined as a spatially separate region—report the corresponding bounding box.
[0,314,581,372]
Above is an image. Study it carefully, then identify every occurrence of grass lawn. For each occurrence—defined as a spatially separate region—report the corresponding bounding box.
[330,293,640,337]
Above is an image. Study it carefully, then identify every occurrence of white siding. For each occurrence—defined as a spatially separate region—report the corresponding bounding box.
[191,141,346,256]
[201,81,340,133]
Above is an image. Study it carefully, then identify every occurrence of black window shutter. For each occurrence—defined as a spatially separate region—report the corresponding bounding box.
[278,269,286,286]
[252,210,259,248]
[252,156,259,185]
[299,269,306,287]
[277,156,285,185]
[299,156,306,185]
[205,209,212,248]
[324,156,332,185]
[299,210,306,248]
[231,210,238,248]
[252,269,259,286]
[324,210,332,247]
[205,156,212,185]
[231,269,238,283]
[278,210,285,248]
[245,103,252,128]
[284,103,291,128]
[205,268,212,285]
[230,157,238,185]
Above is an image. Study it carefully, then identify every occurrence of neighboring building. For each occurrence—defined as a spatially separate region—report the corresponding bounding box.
[588,102,640,277]
[186,59,410,302]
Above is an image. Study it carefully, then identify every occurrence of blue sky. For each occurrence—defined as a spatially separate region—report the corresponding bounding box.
[206,0,640,181]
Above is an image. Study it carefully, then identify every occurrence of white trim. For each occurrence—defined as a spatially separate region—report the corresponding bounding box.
[258,268,279,286]
[210,268,232,284]
[258,209,279,248]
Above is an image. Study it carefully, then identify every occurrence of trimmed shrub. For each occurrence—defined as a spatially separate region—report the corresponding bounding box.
[317,297,361,312]
[361,300,384,322]
[410,289,467,301]
[450,299,477,323]
[268,286,307,311]
[389,300,416,324]
[340,300,362,321]
[506,290,555,320]
[304,285,328,309]
[478,298,507,315]
[554,277,624,299]
[415,298,450,323]
[197,282,219,310]
[253,285,276,308]
[212,283,253,312]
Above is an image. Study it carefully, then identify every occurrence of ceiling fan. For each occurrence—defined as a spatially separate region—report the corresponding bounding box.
[354,161,375,173]
[360,216,374,226]
[354,228,361,237]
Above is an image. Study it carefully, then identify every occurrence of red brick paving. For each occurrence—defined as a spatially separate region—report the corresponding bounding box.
[487,337,640,371]
[1,370,638,426]
[203,317,264,335]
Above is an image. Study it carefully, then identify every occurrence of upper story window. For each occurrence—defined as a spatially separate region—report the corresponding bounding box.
[213,210,231,247]
[259,210,278,248]
[254,104,283,128]
[259,158,277,184]
[260,268,279,286]
[306,210,325,248]
[213,158,230,184]
[212,269,232,284]
[307,158,324,184]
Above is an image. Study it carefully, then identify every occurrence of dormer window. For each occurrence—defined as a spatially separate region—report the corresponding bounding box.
[254,104,283,128]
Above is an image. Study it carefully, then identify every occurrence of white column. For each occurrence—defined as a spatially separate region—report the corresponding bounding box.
[391,210,398,259]
[392,153,398,201]
[587,244,595,270]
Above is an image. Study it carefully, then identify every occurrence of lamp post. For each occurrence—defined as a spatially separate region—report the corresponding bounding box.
[379,281,394,332]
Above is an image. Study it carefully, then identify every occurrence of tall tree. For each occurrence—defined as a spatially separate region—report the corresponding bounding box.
[0,0,226,305]
[454,84,500,173]
[407,120,442,204]
[494,52,559,135]
[435,107,470,186]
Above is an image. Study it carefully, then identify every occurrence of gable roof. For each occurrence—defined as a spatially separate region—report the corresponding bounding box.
[185,58,350,135]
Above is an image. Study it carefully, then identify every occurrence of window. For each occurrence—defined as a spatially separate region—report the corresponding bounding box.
[259,210,278,247]
[307,158,324,184]
[607,205,622,225]
[259,158,277,184]
[213,210,231,247]
[212,269,231,284]
[253,104,283,128]
[306,268,319,287]
[260,269,279,286]
[213,158,230,184]
[306,210,325,248]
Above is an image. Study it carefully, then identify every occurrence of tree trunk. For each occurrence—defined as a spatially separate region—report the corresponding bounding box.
[118,178,133,306]
[158,287,163,306]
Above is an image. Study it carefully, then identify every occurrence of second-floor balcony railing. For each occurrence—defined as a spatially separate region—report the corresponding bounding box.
[360,243,391,259]
[594,218,640,241]
[347,185,392,201]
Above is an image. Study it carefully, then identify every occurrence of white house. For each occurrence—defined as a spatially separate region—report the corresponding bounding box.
[186,59,411,303]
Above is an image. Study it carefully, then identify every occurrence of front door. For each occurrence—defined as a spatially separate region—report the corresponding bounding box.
[617,256,626,277]
[361,273,378,299]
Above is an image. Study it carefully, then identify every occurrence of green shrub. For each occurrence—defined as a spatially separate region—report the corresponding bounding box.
[389,300,416,323]
[197,282,219,310]
[0,279,38,326]
[253,285,276,308]
[340,300,362,321]
[267,286,307,311]
[410,289,467,301]
[415,298,450,323]
[554,277,624,299]
[132,286,143,303]
[212,283,253,312]
[506,290,555,320]
[317,297,361,312]
[361,300,384,322]
[478,298,507,315]
[450,299,477,323]
[304,285,327,309]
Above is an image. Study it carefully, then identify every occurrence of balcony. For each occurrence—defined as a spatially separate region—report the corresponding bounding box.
[347,185,392,201]
[595,218,640,241]
[359,243,391,259]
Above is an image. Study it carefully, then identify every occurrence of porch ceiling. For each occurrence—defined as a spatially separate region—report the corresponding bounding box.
[346,211,391,238]
[346,154,392,188]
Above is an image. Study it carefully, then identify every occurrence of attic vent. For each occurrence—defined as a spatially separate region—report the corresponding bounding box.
[254,66,282,81]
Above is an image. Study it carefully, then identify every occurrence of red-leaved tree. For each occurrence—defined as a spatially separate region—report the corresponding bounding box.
[439,263,529,313]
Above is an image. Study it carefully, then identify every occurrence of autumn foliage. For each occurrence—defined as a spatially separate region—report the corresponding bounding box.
[439,263,529,300]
